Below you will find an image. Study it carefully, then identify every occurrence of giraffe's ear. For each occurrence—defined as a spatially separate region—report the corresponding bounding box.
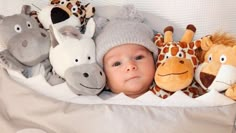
[201,35,213,51]
[164,26,173,43]
[180,24,196,43]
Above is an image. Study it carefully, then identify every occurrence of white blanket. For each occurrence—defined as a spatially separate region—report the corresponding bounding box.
[0,1,236,133]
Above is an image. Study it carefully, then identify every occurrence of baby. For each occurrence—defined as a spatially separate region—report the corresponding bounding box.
[96,5,158,98]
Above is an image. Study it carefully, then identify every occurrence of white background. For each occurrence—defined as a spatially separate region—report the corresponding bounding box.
[1,0,236,40]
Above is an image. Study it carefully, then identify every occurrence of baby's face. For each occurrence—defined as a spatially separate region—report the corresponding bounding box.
[103,44,155,98]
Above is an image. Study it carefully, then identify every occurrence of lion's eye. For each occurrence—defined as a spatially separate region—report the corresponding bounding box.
[219,55,227,63]
[208,54,212,62]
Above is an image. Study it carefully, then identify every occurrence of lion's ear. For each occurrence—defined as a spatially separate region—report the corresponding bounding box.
[233,45,236,52]
[201,36,213,51]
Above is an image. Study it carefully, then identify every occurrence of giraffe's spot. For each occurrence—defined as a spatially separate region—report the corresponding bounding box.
[187,49,194,55]
[163,47,169,53]
[158,54,164,61]
[191,57,198,66]
[179,42,187,48]
[171,46,179,56]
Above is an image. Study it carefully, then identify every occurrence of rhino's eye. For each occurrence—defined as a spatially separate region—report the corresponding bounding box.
[26,21,32,28]
[14,24,22,33]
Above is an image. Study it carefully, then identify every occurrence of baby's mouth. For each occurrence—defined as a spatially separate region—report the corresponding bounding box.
[126,76,139,81]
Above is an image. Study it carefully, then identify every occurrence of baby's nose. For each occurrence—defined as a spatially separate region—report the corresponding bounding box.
[126,62,137,72]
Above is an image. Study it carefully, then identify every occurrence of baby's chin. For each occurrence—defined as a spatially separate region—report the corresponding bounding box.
[122,84,149,98]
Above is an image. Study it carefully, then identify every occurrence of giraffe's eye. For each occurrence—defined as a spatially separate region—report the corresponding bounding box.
[177,51,184,58]
[164,53,171,60]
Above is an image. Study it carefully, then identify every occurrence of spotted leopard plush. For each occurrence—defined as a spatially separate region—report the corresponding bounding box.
[50,0,95,32]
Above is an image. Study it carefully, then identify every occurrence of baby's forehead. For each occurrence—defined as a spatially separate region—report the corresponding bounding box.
[105,43,150,57]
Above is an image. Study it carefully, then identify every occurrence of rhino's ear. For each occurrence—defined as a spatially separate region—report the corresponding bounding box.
[0,15,4,23]
[21,5,31,15]
[49,25,62,48]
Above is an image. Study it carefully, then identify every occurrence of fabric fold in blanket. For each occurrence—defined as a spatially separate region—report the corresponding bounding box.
[0,68,236,133]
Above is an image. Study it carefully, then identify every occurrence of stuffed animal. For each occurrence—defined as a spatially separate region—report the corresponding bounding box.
[0,5,51,78]
[48,18,106,95]
[195,32,236,100]
[38,0,95,32]
[150,25,206,99]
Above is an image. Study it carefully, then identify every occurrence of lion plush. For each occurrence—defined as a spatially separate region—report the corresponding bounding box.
[150,25,206,99]
[195,32,236,100]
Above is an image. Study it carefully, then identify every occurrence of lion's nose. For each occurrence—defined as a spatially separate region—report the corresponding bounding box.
[200,72,215,88]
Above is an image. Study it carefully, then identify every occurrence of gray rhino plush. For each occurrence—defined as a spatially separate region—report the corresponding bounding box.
[0,5,51,78]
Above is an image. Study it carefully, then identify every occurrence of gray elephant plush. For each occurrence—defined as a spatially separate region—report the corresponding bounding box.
[0,5,51,78]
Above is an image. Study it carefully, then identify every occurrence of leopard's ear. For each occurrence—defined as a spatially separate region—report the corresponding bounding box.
[153,33,164,47]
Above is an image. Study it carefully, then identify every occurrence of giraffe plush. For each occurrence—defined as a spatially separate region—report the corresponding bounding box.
[150,24,206,99]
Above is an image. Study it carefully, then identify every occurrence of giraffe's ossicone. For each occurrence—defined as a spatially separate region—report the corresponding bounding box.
[150,24,206,99]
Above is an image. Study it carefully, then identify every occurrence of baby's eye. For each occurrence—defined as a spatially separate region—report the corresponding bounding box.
[135,55,144,60]
[112,61,121,67]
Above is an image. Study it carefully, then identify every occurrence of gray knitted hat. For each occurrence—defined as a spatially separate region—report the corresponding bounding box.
[95,5,158,67]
